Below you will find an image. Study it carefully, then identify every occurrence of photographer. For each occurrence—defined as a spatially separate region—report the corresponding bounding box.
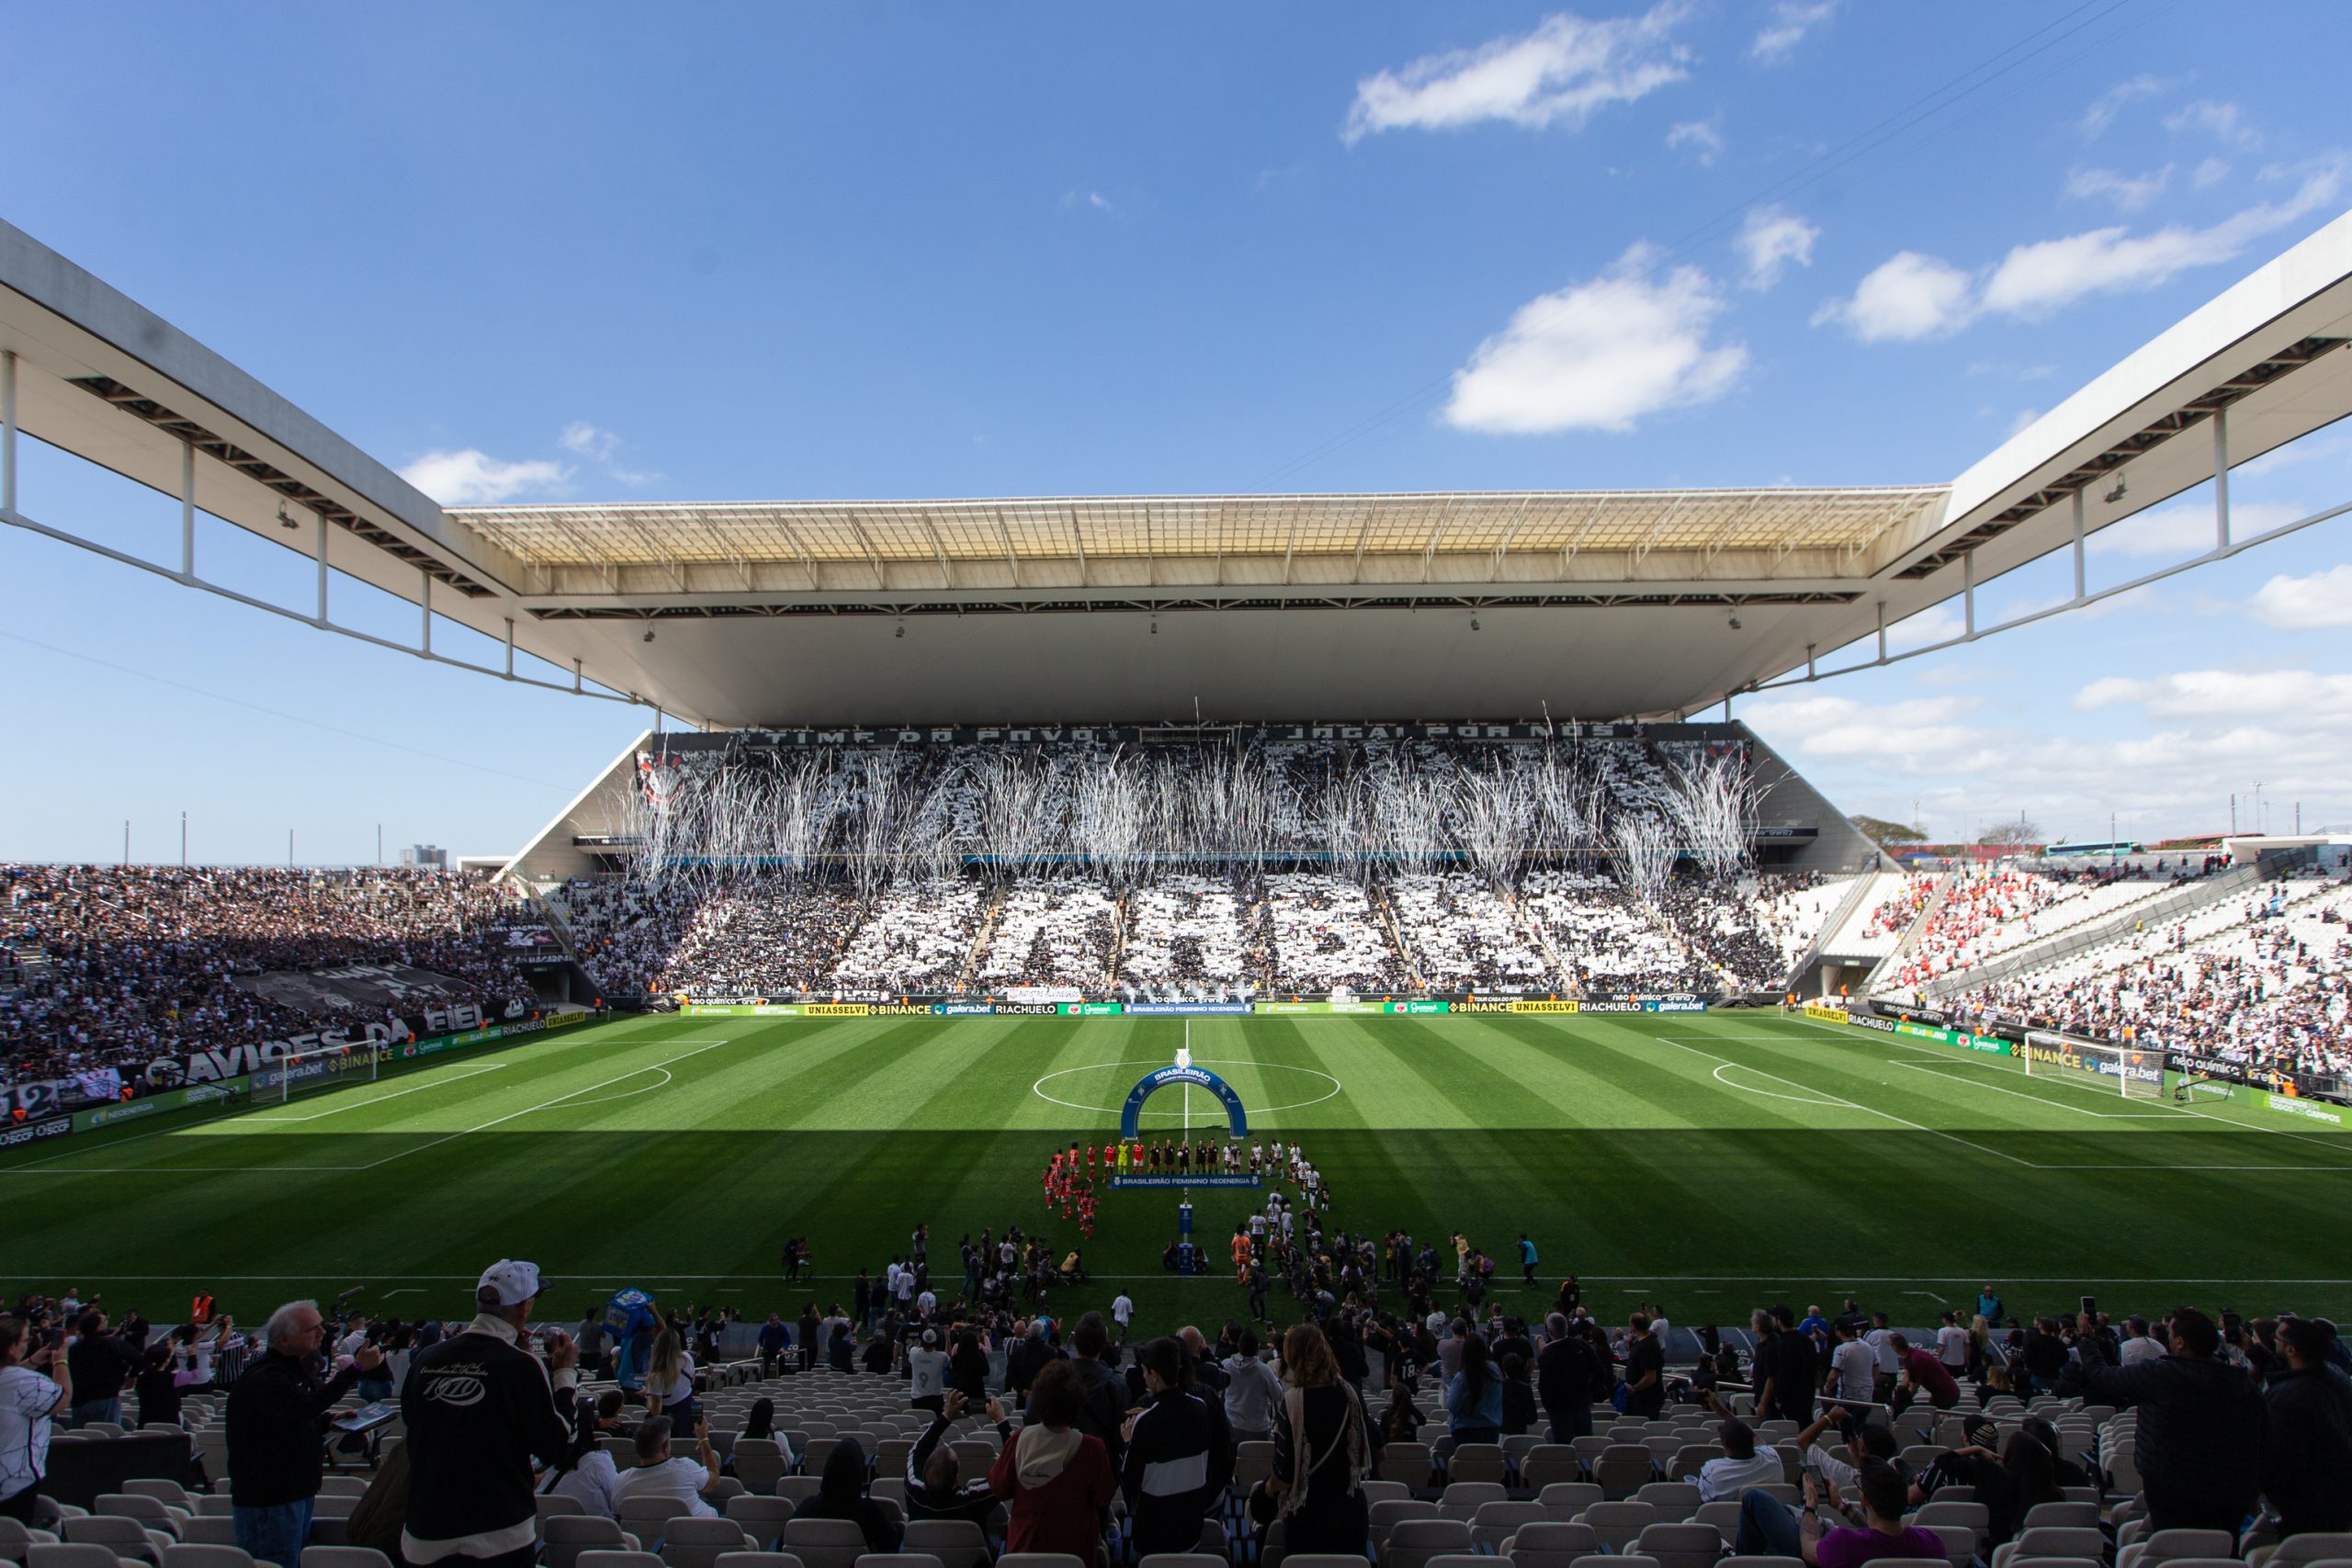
[906,1388,1012,1526]
[0,1315,70,1527]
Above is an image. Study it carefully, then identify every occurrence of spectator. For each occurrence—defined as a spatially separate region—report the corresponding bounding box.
[907,1327,950,1414]
[612,1415,721,1520]
[989,1358,1117,1565]
[63,1308,138,1428]
[1122,1336,1227,1559]
[1223,1329,1283,1445]
[400,1260,578,1568]
[1889,1333,1960,1414]
[1621,1312,1666,1419]
[2120,1315,2163,1367]
[1537,1312,1603,1440]
[1445,1331,1504,1447]
[2059,1307,2264,1532]
[756,1314,789,1375]
[1738,1455,1947,1565]
[797,1437,902,1551]
[1826,1320,1874,1405]
[1698,1418,1785,1504]
[1268,1323,1371,1554]
[1063,1314,1129,1469]
[134,1342,181,1429]
[907,1389,1011,1525]
[546,1393,630,1517]
[228,1300,381,1568]
[0,1315,69,1527]
[1500,1353,1539,1437]
[2262,1316,2352,1538]
[645,1326,697,1427]
[1757,1307,1817,1426]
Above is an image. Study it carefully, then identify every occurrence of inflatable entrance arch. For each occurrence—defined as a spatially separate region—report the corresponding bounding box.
[1119,1063,1248,1140]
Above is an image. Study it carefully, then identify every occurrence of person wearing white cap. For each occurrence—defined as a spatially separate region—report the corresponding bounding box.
[399,1259,579,1568]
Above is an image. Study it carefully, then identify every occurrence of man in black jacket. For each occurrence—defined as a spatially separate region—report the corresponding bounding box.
[2059,1307,2263,1532]
[227,1301,382,1568]
[1121,1337,1231,1559]
[63,1310,141,1429]
[1044,1314,1129,1471]
[400,1260,578,1568]
[1538,1314,1604,1440]
[2263,1317,2352,1537]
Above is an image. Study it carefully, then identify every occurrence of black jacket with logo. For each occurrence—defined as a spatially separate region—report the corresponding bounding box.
[399,1318,575,1564]
[226,1351,362,1507]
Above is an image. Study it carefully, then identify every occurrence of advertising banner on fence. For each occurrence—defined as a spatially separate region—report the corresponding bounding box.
[1385,999,1451,1013]
[806,1002,871,1017]
[1057,1002,1125,1015]
[1509,999,1579,1013]
[2267,1093,2344,1124]
[1804,1003,1851,1023]
[1007,987,1084,1005]
[1645,998,1711,1013]
[1125,1002,1253,1015]
[0,1116,73,1149]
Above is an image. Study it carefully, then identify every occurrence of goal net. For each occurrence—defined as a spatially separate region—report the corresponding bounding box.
[252,1043,380,1106]
[2023,1031,2165,1099]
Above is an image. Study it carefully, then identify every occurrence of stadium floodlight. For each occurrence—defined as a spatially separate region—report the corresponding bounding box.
[2104,472,2128,503]
[642,626,656,642]
[277,502,298,530]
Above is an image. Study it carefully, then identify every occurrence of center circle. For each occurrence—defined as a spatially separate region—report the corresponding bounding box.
[1031,1058,1343,1119]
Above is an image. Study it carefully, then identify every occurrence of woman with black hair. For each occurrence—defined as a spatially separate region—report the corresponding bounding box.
[544,1392,628,1517]
[795,1438,902,1552]
[1446,1333,1502,1448]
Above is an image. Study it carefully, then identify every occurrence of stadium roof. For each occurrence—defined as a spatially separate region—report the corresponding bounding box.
[6,210,2352,727]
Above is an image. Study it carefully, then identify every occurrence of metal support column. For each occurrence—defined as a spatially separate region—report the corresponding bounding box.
[181,440,197,580]
[2072,489,2086,600]
[1,348,16,514]
[573,657,583,694]
[314,512,330,626]
[1806,643,1817,680]
[1876,601,1888,663]
[421,569,433,656]
[2213,404,2231,549]
[504,617,516,678]
[1962,552,1976,636]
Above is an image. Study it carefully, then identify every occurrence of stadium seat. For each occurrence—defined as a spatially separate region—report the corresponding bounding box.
[1438,1483,1507,1521]
[900,1521,987,1568]
[1634,1482,1702,1517]
[1503,1519,1601,1568]
[1449,1446,1509,1485]
[1136,1556,1227,1568]
[779,1518,867,1568]
[724,1498,795,1549]
[1667,1446,1724,1481]
[1281,1558,1377,1568]
[2021,1503,2101,1531]
[539,1496,588,1524]
[1690,1502,1743,1540]
[1594,1445,1657,1497]
[576,1553,667,1568]
[1920,1523,1975,1568]
[1470,1501,1548,1553]
[618,1499,686,1547]
[1232,1440,1277,1492]
[1634,1522,1726,1568]
[160,1548,253,1568]
[1521,1448,1583,1491]
[28,1549,123,1568]
[1994,1526,2108,1568]
[545,1516,646,1568]
[62,1517,170,1566]
[300,1550,395,1568]
[711,1554,806,1568]
[1385,1520,1474,1568]
[663,1519,757,1568]
[854,1554,937,1568]
[997,1555,1089,1568]
[1420,1553,1489,1568]
[176,1523,238,1549]
[1722,1558,1804,1568]
[2252,1539,2352,1568]
[1572,1553,1661,1568]
[96,1496,187,1535]
[1537,1483,1604,1520]
[2119,1529,2236,1568]
[1576,1501,1658,1554]
[124,1483,195,1511]
[1380,1441,1435,1488]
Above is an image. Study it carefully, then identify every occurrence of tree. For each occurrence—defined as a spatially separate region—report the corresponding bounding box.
[1980,818,2044,846]
[1851,814,1926,847]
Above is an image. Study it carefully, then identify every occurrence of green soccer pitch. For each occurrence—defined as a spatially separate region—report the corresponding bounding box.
[6,1009,2348,1329]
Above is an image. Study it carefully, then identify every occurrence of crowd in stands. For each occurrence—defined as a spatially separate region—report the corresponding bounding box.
[978,882,1119,992]
[1863,877,1936,940]
[6,1257,2347,1562]
[0,866,535,1096]
[1386,874,1554,993]
[1951,874,2352,1078]
[1261,874,1408,994]
[1520,873,1711,994]
[1886,870,2184,993]
[832,881,987,994]
[1117,877,1254,995]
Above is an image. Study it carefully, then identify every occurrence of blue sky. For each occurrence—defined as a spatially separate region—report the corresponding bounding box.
[5,1,2351,862]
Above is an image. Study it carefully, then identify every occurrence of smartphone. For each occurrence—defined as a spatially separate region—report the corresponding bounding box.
[2079,1295,2098,1318]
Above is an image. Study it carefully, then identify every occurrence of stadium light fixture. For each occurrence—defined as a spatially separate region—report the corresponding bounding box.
[2104,472,2128,503]
[1728,615,1743,630]
[894,621,905,638]
[1470,616,1480,631]
[277,502,298,530]
[641,626,655,643]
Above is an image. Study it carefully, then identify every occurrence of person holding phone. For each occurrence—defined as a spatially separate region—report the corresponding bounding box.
[0,1316,71,1527]
[611,1414,721,1519]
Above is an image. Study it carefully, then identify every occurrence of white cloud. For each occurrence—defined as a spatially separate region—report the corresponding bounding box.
[2165,99,2258,148]
[2077,75,2162,141]
[2253,564,2352,629]
[1666,117,1724,165]
[1740,689,1996,762]
[1818,161,2345,340]
[2064,163,2172,212]
[1060,190,1116,213]
[1886,604,1966,654]
[2087,499,2302,559]
[1750,0,1838,63]
[1811,251,1973,341]
[558,422,619,461]
[1344,5,1689,143]
[399,449,570,506]
[1736,204,1818,289]
[2192,156,2231,189]
[2075,669,2352,721]
[2006,407,2041,438]
[1443,244,1746,434]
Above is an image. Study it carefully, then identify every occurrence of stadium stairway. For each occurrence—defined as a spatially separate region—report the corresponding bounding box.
[1862,871,1957,995]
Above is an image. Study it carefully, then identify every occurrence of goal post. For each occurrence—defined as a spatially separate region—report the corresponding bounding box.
[2023,1030,2165,1099]
[253,1043,380,1106]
